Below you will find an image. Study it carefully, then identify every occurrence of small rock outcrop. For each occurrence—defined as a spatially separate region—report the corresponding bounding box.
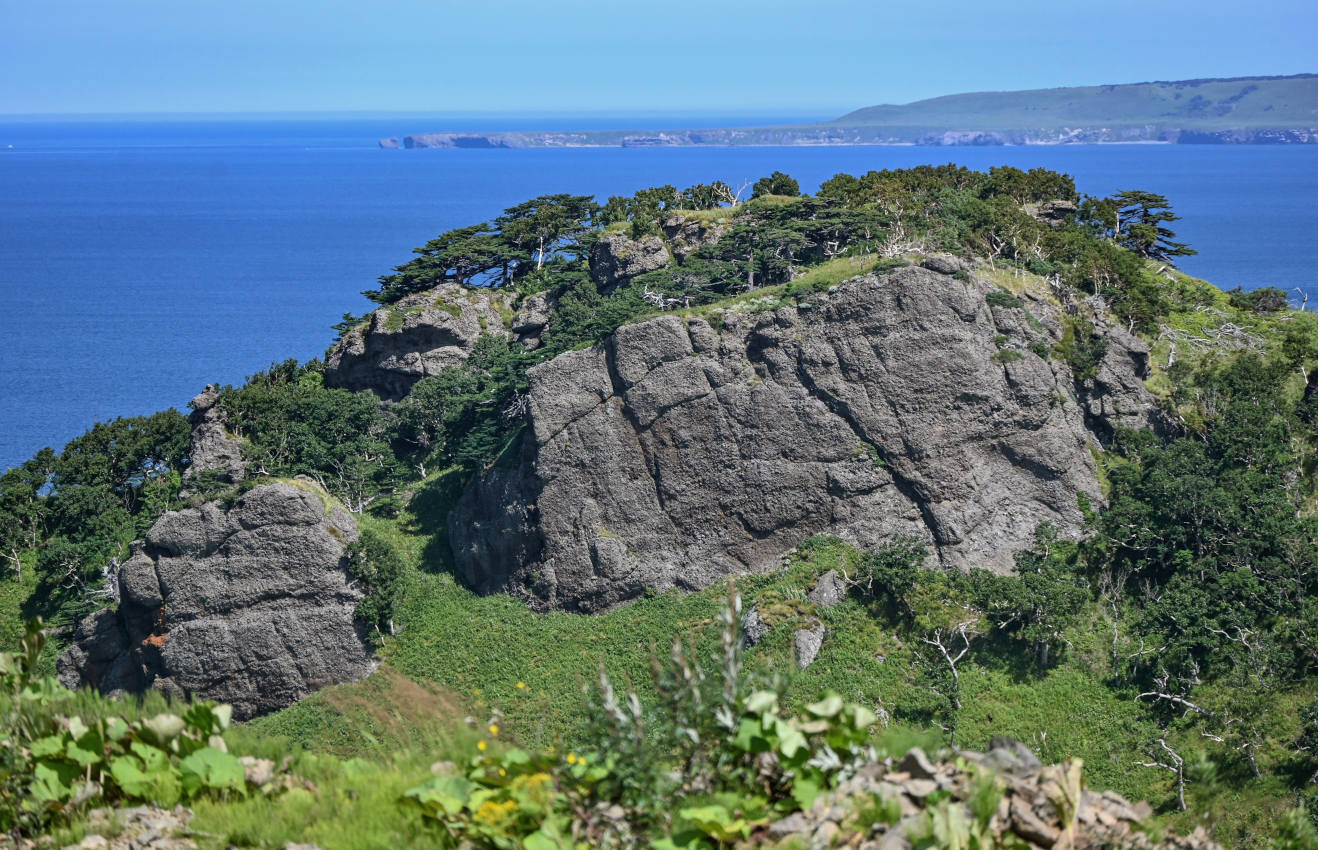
[324,284,514,401]
[512,291,556,350]
[451,264,1156,612]
[766,743,1220,850]
[181,385,244,490]
[589,232,671,292]
[1080,321,1160,439]
[58,482,376,719]
[662,213,731,263]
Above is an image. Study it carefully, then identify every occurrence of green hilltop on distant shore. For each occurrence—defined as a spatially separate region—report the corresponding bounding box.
[385,73,1318,149]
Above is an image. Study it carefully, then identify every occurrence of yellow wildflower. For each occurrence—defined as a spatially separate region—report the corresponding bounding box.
[516,681,527,689]
[477,740,487,751]
[566,753,577,764]
[488,723,500,736]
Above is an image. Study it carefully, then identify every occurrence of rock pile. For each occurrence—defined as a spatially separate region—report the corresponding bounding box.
[766,741,1220,850]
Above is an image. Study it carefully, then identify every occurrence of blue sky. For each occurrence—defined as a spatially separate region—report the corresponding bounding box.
[3,0,1315,116]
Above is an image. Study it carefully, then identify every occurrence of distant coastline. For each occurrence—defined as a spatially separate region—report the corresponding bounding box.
[383,73,1318,150]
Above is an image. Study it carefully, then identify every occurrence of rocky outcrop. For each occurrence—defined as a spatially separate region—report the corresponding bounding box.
[766,743,1220,850]
[58,482,376,720]
[324,284,514,401]
[589,232,671,292]
[451,264,1156,612]
[181,385,244,489]
[1079,322,1160,440]
[662,214,732,263]
[512,291,556,350]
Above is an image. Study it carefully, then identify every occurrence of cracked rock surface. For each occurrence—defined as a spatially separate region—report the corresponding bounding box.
[58,482,376,719]
[451,265,1155,612]
[324,283,514,402]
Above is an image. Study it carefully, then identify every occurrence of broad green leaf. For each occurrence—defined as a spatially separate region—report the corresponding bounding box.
[732,717,768,753]
[30,761,80,802]
[141,713,186,746]
[178,746,245,797]
[103,716,130,742]
[743,690,778,715]
[110,754,181,805]
[805,694,844,718]
[67,729,105,767]
[848,704,878,730]
[29,734,67,759]
[791,774,823,810]
[774,719,807,759]
[403,775,476,818]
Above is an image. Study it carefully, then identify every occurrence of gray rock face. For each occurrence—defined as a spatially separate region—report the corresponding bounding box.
[452,265,1154,612]
[662,214,731,263]
[58,482,376,719]
[181,385,245,489]
[324,283,514,401]
[1081,322,1161,439]
[512,291,556,350]
[589,232,671,292]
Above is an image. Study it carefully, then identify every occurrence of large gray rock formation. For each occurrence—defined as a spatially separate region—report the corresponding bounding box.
[324,283,515,401]
[181,385,245,490]
[58,482,376,719]
[589,232,671,292]
[451,264,1156,612]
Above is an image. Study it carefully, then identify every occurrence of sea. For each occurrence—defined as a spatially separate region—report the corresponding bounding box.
[2,114,1317,472]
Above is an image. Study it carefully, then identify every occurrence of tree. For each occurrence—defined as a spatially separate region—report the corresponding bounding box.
[495,194,599,275]
[751,171,801,199]
[370,223,512,301]
[1111,190,1196,262]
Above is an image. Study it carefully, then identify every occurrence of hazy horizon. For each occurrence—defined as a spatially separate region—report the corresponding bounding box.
[4,0,1315,115]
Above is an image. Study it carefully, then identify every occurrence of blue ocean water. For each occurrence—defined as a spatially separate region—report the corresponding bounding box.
[2,116,1316,471]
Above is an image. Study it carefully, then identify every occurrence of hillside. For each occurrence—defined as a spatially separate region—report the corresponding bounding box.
[386,74,1318,148]
[5,166,1318,848]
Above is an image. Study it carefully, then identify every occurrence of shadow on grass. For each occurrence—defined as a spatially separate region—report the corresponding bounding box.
[402,468,469,578]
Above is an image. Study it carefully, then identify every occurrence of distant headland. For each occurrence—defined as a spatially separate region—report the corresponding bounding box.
[381,73,1318,149]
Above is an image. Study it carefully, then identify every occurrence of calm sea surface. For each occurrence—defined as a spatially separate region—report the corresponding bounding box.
[2,116,1316,471]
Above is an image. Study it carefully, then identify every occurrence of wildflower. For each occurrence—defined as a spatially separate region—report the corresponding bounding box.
[566,753,577,764]
[516,681,527,690]
[477,740,487,751]
[499,768,506,777]
[488,723,500,736]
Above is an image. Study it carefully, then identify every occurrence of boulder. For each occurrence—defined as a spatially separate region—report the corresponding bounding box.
[58,482,376,719]
[794,621,826,670]
[324,283,515,402]
[589,232,671,292]
[807,570,847,607]
[451,264,1156,612]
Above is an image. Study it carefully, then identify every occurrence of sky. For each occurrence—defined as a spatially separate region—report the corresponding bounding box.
[2,0,1315,116]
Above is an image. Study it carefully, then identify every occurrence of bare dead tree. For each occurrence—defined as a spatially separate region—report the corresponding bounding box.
[1136,667,1214,718]
[1137,739,1187,811]
[921,621,978,710]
